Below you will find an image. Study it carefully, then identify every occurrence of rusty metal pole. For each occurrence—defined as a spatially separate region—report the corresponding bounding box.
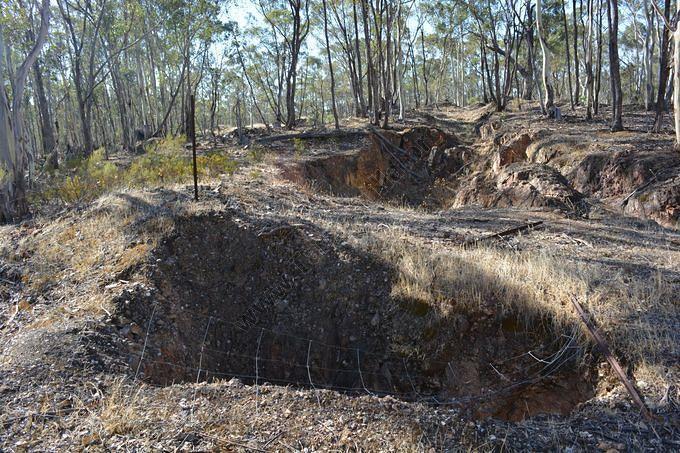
[190,94,198,201]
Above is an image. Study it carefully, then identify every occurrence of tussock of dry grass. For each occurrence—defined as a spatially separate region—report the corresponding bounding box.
[357,229,678,374]
[90,379,177,438]
[17,190,176,323]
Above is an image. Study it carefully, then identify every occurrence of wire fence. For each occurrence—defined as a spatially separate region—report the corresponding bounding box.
[1,300,584,437]
[130,301,583,408]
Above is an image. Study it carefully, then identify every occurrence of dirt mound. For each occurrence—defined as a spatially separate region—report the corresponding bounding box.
[624,174,680,228]
[566,148,680,227]
[495,164,585,210]
[454,163,585,213]
[117,212,595,421]
[570,149,679,198]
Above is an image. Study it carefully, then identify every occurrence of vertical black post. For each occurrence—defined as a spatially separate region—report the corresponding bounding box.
[190,94,198,201]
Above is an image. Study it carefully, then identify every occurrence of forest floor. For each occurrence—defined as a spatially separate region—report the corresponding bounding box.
[1,102,679,451]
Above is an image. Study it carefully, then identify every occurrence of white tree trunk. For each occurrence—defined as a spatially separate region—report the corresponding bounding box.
[585,0,595,119]
[674,11,680,148]
[536,0,554,113]
[0,0,50,221]
[643,0,656,110]
[0,28,20,222]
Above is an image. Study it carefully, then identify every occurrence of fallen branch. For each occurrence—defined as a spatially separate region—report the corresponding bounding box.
[621,178,656,207]
[367,127,421,163]
[415,110,464,132]
[255,129,367,144]
[570,297,655,421]
[462,221,544,246]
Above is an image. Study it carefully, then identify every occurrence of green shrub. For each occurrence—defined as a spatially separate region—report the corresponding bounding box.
[293,137,306,158]
[31,139,238,206]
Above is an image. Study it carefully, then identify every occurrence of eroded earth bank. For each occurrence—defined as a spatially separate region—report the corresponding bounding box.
[1,104,679,451]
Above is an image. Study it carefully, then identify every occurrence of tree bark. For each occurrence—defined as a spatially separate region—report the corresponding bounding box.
[561,0,574,109]
[421,27,429,106]
[284,0,309,129]
[352,0,367,116]
[594,0,603,114]
[643,0,656,111]
[607,0,623,131]
[585,0,595,119]
[536,0,555,114]
[523,1,535,100]
[572,0,581,104]
[0,0,50,222]
[674,3,680,148]
[653,0,672,132]
[322,0,340,129]
[32,57,56,164]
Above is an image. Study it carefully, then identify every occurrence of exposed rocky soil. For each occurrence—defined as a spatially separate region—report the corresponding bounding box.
[1,103,679,451]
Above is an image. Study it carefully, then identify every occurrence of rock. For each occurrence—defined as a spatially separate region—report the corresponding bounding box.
[134,124,153,141]
[476,118,501,140]
[428,147,444,168]
[494,163,585,212]
[624,174,680,228]
[569,153,609,194]
[525,134,578,164]
[134,141,145,154]
[492,133,532,172]
[400,126,460,159]
[129,323,143,336]
[571,149,679,198]
[597,441,625,452]
[227,377,243,388]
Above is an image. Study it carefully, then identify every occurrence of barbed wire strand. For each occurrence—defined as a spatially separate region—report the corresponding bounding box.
[255,327,264,417]
[192,315,212,423]
[134,303,157,380]
[356,348,375,396]
[307,340,321,406]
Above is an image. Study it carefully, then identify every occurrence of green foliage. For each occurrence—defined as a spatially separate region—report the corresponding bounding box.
[246,145,267,164]
[0,163,8,184]
[293,137,306,158]
[31,139,237,206]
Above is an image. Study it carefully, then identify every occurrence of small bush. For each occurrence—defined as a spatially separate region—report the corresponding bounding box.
[31,139,238,206]
[293,137,305,157]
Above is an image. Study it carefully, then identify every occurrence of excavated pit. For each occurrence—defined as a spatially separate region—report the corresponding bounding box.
[127,213,596,421]
[281,126,470,208]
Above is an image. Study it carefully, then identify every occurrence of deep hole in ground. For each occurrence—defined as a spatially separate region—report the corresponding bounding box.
[125,213,597,421]
[280,126,470,208]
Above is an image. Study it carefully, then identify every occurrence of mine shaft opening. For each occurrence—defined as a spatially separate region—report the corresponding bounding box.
[131,214,596,421]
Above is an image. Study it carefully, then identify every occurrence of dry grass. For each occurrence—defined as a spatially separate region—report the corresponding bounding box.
[355,228,678,385]
[16,190,176,325]
[73,380,431,451]
[93,380,170,437]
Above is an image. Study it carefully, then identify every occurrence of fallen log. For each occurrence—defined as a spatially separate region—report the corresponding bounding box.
[255,129,367,144]
[415,110,464,131]
[368,128,425,181]
[462,221,544,246]
[570,297,654,421]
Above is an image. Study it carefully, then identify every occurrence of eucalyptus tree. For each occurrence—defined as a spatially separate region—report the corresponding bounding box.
[607,0,623,131]
[256,0,311,129]
[652,0,672,132]
[536,0,554,114]
[0,0,50,221]
[321,0,339,129]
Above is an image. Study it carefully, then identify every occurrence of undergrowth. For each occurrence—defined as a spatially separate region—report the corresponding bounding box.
[31,137,238,206]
